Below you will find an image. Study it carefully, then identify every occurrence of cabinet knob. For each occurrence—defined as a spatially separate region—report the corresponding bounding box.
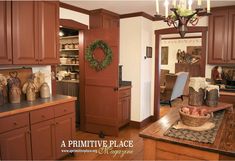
[8,59,12,61]
[13,122,17,126]
[41,115,45,118]
[64,109,67,112]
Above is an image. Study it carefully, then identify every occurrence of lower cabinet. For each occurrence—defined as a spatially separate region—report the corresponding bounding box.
[0,127,32,160]
[118,87,131,127]
[31,119,55,160]
[0,101,76,160]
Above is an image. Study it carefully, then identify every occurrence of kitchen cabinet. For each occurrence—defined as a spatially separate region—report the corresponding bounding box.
[1,1,59,65]
[0,127,32,161]
[118,87,131,127]
[55,114,75,159]
[0,1,12,64]
[89,9,119,29]
[31,119,55,160]
[208,6,235,64]
[0,96,76,160]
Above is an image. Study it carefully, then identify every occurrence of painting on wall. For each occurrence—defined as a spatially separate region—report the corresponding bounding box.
[187,46,202,59]
[161,47,168,65]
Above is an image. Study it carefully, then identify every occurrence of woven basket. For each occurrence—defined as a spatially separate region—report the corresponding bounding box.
[179,109,211,127]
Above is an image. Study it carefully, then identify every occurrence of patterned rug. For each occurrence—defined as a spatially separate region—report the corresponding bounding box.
[164,110,225,144]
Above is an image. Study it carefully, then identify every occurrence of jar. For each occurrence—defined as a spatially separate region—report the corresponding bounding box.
[26,83,36,102]
[188,77,206,106]
[205,85,219,107]
[9,85,21,104]
[40,82,50,98]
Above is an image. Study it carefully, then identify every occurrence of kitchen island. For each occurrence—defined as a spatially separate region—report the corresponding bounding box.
[139,107,235,160]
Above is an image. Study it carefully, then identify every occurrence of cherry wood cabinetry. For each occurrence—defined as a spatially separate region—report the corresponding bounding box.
[208,7,235,64]
[0,1,59,65]
[118,87,131,127]
[0,1,12,64]
[0,127,32,160]
[0,99,75,160]
[89,9,119,29]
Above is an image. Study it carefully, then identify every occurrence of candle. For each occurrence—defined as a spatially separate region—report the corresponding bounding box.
[207,0,210,13]
[165,0,169,17]
[198,0,202,6]
[173,0,176,7]
[188,0,192,10]
[156,0,159,14]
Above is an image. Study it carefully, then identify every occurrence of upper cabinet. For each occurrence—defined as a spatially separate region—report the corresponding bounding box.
[0,1,59,65]
[89,9,120,29]
[0,1,12,64]
[208,7,235,64]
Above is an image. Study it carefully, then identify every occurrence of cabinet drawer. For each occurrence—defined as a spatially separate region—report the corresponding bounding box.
[119,89,131,98]
[30,107,54,124]
[0,113,29,133]
[54,102,75,117]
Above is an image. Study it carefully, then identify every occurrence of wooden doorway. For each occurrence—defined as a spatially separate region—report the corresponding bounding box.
[54,19,88,131]
[154,27,208,120]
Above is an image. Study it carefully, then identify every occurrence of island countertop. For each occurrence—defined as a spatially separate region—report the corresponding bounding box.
[139,107,235,158]
[0,95,77,118]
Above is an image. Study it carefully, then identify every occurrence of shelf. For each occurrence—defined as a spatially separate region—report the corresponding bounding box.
[56,80,79,83]
[59,64,79,66]
[60,49,79,52]
[60,35,78,39]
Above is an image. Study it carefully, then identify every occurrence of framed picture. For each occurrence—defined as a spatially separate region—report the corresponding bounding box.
[187,46,202,59]
[145,46,152,58]
[161,47,168,65]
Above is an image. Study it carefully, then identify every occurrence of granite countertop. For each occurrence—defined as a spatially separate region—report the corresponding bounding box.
[139,107,235,157]
[119,81,132,88]
[0,95,77,118]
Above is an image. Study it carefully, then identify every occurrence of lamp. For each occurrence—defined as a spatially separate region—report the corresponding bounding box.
[155,0,211,37]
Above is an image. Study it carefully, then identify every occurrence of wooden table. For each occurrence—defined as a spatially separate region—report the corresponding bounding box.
[139,107,235,160]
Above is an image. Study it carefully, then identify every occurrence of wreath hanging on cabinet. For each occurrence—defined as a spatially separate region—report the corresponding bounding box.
[85,40,113,71]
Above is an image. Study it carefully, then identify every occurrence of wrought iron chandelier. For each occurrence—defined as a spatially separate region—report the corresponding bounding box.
[155,0,211,37]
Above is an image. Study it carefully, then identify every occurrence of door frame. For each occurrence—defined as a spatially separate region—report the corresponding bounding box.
[59,19,88,131]
[154,26,208,120]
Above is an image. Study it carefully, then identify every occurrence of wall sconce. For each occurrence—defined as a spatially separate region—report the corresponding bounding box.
[145,46,152,59]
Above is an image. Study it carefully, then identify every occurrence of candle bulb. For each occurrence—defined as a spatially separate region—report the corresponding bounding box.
[198,0,202,6]
[207,0,210,13]
[165,0,169,18]
[156,0,159,14]
[188,0,192,10]
[173,0,176,8]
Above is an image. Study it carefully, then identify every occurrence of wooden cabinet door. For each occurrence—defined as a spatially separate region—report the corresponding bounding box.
[0,127,32,160]
[119,96,131,127]
[208,9,229,64]
[31,119,55,160]
[38,1,59,64]
[55,114,75,159]
[0,1,12,64]
[85,28,119,136]
[12,1,39,65]
[227,8,235,63]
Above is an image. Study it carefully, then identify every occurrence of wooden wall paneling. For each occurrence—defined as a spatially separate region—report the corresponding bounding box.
[12,1,39,65]
[227,8,235,63]
[208,9,228,64]
[0,1,12,64]
[38,1,59,64]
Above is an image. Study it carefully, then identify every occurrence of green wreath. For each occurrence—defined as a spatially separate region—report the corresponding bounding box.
[85,40,113,71]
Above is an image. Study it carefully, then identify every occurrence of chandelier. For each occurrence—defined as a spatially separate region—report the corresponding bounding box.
[155,0,211,37]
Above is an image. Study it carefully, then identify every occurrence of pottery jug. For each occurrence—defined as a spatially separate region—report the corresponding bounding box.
[9,85,21,104]
[40,82,50,98]
[26,81,36,102]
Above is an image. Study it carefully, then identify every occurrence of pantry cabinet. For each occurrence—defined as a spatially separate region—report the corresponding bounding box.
[0,1,12,64]
[208,6,235,64]
[0,1,59,65]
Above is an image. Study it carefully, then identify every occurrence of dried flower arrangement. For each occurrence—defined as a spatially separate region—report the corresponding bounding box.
[0,74,7,90]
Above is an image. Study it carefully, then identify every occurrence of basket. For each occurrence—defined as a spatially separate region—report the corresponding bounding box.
[179,109,211,127]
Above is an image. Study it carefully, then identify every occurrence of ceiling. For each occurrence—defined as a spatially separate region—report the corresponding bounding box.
[61,0,235,15]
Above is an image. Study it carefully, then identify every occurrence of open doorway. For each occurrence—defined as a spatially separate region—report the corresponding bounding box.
[154,27,207,120]
[53,19,88,130]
